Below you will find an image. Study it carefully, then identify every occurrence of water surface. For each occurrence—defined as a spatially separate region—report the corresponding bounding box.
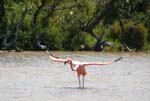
[0,51,150,101]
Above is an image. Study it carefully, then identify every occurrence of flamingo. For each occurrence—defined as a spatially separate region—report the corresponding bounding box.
[47,51,122,88]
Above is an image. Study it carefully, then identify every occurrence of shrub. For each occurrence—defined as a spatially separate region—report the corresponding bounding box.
[110,20,122,41]
[125,23,147,50]
[109,20,147,51]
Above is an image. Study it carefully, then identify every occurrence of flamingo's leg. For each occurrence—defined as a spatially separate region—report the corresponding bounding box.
[82,76,84,88]
[78,75,81,88]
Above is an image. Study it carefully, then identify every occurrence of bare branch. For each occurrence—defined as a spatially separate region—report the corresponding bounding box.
[32,0,46,27]
[84,0,115,31]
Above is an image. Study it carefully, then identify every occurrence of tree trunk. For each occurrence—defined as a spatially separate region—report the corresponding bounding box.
[41,0,63,27]
[31,0,46,49]
[32,0,46,28]
[0,0,6,49]
[0,0,6,34]
[115,5,132,51]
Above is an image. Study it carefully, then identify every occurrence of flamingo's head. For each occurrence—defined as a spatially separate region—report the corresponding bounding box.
[64,58,72,65]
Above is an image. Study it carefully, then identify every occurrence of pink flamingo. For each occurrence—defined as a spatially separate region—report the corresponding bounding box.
[47,51,122,88]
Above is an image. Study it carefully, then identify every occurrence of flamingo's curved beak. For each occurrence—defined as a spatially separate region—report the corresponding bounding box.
[64,61,67,65]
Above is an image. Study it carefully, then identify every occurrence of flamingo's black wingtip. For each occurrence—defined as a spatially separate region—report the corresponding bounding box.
[46,49,60,59]
[114,57,123,62]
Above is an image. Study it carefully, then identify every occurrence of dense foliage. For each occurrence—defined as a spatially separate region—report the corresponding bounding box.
[0,0,150,51]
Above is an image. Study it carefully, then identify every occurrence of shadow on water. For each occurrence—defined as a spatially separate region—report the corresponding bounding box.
[60,86,97,90]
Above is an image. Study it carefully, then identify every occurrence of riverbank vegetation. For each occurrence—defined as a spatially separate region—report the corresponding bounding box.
[0,0,150,52]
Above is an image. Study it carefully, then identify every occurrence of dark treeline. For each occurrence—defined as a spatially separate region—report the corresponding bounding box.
[0,0,150,52]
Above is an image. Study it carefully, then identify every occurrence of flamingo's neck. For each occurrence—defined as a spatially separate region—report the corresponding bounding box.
[69,61,75,71]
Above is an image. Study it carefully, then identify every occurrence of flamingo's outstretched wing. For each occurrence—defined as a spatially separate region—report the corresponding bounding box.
[82,61,113,66]
[82,57,123,67]
[46,50,67,63]
[48,55,67,62]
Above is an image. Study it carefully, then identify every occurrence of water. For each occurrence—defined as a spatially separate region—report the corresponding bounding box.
[0,51,150,101]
